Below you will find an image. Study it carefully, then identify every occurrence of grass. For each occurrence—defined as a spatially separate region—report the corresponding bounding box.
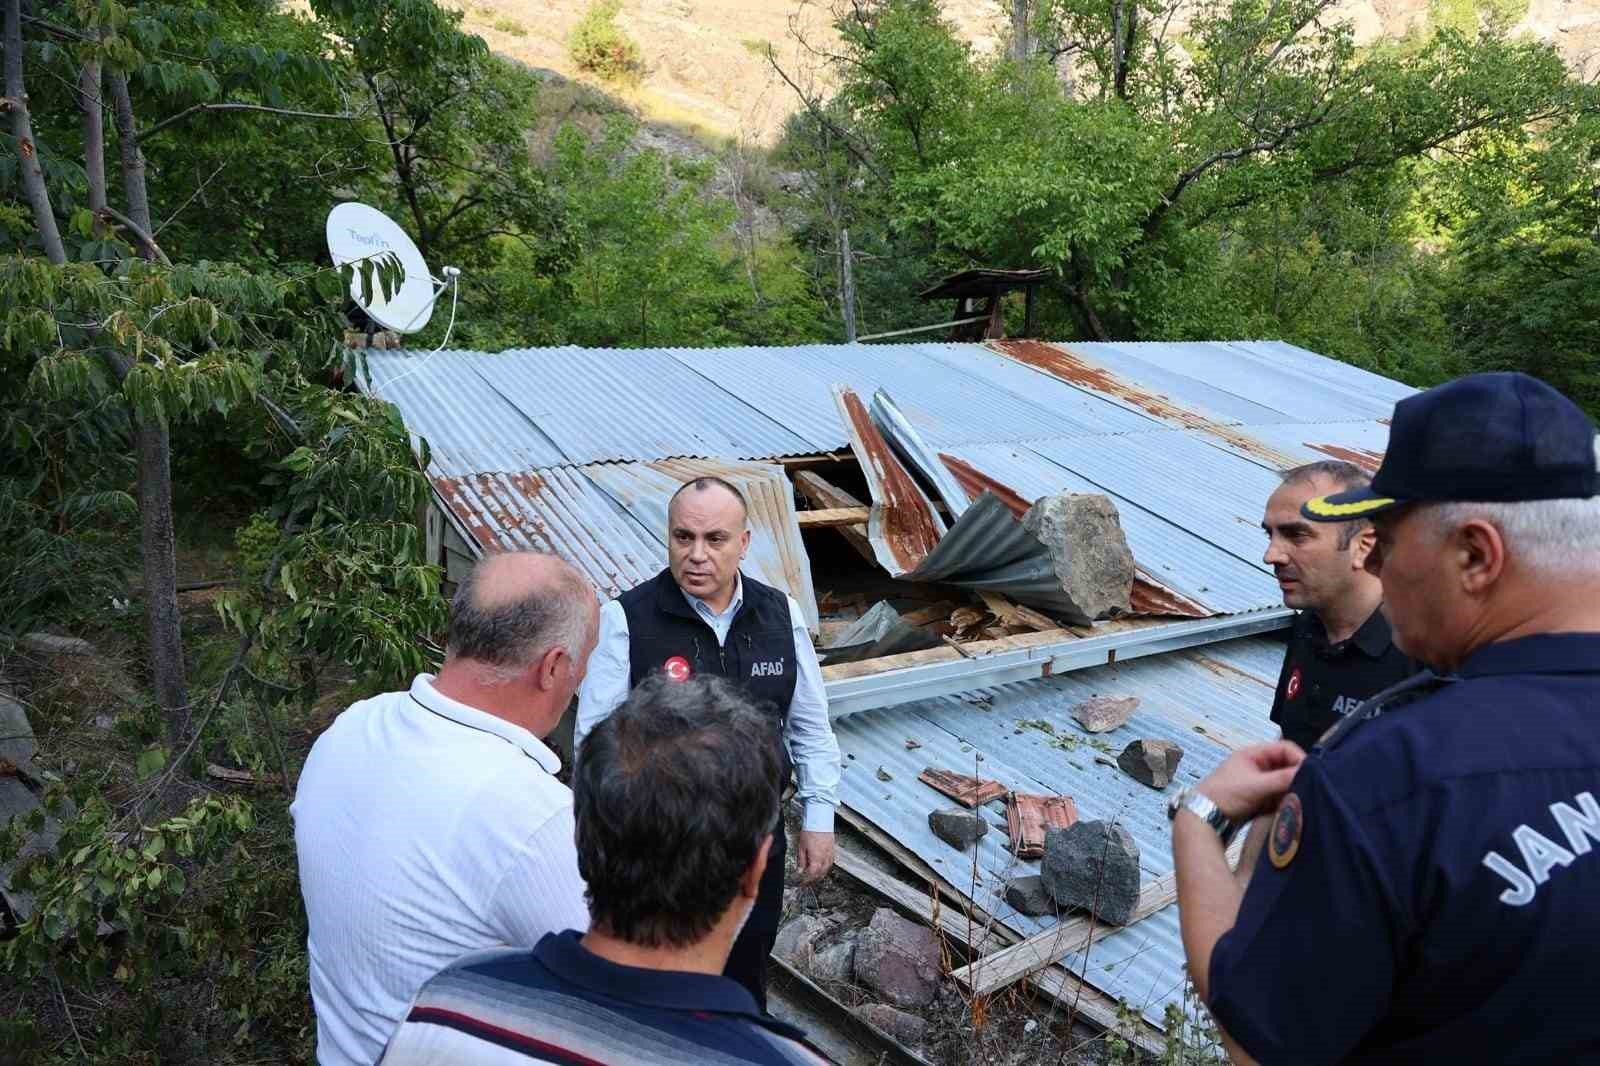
[493,15,527,37]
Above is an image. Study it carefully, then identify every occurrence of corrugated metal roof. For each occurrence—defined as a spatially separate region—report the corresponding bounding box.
[429,468,664,599]
[947,442,1281,616]
[1191,419,1391,473]
[1026,431,1284,572]
[428,461,820,620]
[833,633,1286,1029]
[360,350,568,474]
[1086,341,1398,423]
[480,348,815,464]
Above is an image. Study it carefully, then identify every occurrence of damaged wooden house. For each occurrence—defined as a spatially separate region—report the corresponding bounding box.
[356,336,1407,1055]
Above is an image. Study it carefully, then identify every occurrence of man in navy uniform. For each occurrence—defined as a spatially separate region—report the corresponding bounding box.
[576,476,841,1011]
[1262,461,1418,750]
[1171,372,1600,1064]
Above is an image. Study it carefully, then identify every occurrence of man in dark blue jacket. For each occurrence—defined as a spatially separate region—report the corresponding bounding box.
[1171,372,1600,1064]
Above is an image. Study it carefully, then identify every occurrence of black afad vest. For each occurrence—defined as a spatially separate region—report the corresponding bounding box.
[617,569,799,722]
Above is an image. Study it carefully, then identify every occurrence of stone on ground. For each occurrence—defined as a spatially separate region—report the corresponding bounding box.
[1040,820,1141,926]
[1004,875,1055,917]
[1071,694,1140,734]
[773,913,834,967]
[1019,493,1135,624]
[928,806,988,851]
[1117,738,1184,789]
[859,1003,929,1046]
[808,937,857,983]
[854,907,943,1008]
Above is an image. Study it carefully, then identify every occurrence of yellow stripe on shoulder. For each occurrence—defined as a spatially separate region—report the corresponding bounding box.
[1304,494,1397,518]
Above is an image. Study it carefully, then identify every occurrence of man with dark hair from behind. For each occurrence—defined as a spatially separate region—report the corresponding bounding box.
[1261,460,1418,751]
[379,675,829,1066]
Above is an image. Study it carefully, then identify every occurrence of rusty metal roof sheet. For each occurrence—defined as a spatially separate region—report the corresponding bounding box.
[832,633,1285,1031]
[428,460,820,621]
[429,468,664,599]
[1191,420,1392,473]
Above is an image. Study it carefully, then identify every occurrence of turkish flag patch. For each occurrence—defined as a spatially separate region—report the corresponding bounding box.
[663,656,692,682]
[1285,666,1303,700]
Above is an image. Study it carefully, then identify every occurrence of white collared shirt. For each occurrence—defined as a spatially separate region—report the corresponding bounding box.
[290,675,590,1066]
[575,574,841,833]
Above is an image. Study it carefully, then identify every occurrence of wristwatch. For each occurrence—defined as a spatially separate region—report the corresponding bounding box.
[1168,786,1239,845]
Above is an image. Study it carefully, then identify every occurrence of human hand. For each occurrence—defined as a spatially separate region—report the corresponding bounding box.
[794,830,835,885]
[1196,741,1306,821]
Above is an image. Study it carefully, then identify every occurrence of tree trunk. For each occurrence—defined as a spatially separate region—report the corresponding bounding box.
[79,58,108,230]
[839,227,857,342]
[5,0,67,264]
[136,417,188,736]
[107,72,153,240]
[106,70,191,737]
[1011,0,1030,62]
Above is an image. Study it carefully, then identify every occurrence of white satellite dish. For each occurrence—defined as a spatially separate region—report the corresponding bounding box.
[325,202,449,334]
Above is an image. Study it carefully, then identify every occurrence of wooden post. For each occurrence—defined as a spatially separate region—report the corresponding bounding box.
[1023,283,1038,337]
[840,228,857,343]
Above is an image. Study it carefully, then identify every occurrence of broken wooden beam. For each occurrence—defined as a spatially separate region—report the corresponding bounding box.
[796,506,871,528]
[978,591,1062,633]
[793,470,874,563]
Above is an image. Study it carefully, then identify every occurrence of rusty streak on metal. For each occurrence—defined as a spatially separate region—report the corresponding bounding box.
[1305,442,1384,473]
[940,453,1032,518]
[836,386,941,575]
[1128,574,1211,618]
[988,340,1302,469]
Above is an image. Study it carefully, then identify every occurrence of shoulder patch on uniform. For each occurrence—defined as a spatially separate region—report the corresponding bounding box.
[1269,793,1303,869]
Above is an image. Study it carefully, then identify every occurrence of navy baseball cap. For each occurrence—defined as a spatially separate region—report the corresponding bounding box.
[1303,372,1599,522]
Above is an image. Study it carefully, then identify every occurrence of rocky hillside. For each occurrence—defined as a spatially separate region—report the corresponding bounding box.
[447,0,1600,144]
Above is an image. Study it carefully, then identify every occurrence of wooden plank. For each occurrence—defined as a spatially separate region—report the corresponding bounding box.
[769,956,931,1065]
[899,601,956,627]
[1025,965,1167,1057]
[821,626,1085,683]
[950,833,1248,997]
[797,507,871,528]
[794,471,874,564]
[977,591,1062,633]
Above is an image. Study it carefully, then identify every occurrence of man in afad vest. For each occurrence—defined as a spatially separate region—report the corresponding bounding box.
[576,476,841,1010]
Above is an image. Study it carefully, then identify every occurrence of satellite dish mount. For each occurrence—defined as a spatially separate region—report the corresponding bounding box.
[325,202,461,346]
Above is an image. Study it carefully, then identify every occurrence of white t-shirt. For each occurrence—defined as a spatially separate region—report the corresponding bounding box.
[290,674,590,1066]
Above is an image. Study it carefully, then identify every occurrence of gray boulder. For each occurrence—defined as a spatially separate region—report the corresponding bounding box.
[928,807,988,851]
[1117,739,1184,790]
[854,908,943,1008]
[859,1003,929,1045]
[1020,494,1135,624]
[773,913,834,967]
[1040,820,1141,926]
[1004,875,1055,917]
[809,937,857,983]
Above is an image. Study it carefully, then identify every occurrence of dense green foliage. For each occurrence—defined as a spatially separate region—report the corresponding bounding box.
[774,0,1597,409]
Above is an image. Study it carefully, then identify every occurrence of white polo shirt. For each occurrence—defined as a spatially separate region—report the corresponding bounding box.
[291,674,590,1066]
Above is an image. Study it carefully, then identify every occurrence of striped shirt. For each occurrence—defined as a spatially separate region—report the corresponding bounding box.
[378,932,829,1065]
[291,676,590,1066]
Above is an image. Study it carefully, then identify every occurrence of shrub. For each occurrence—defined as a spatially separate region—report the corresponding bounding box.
[568,0,641,81]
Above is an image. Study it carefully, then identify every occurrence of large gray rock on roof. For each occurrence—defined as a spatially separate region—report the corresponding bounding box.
[928,807,988,851]
[1041,820,1141,926]
[1118,738,1185,790]
[1020,494,1135,624]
